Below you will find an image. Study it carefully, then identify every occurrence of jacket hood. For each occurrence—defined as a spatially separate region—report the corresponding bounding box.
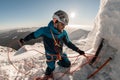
[48,20,60,34]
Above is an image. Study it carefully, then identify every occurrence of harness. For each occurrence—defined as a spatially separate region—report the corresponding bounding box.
[46,30,62,61]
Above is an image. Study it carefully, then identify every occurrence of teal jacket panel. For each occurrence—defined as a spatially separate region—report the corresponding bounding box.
[23,20,79,54]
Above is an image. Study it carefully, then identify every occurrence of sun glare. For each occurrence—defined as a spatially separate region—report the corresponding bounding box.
[70,12,76,18]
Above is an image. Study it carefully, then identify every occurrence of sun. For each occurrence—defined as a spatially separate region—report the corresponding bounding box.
[70,12,76,18]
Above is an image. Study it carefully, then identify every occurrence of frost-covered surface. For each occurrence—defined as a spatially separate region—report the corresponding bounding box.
[0,40,90,80]
[86,0,120,80]
[0,28,90,80]
[86,0,120,50]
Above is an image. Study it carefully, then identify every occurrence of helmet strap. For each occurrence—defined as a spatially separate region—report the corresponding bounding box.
[54,20,63,33]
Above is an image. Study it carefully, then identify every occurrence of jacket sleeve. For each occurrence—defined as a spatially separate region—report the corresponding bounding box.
[63,31,80,53]
[23,27,44,42]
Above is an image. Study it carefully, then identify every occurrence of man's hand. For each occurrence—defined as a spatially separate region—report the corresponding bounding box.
[19,38,25,46]
[78,49,85,55]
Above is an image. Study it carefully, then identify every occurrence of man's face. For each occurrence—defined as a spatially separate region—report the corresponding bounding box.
[56,22,65,32]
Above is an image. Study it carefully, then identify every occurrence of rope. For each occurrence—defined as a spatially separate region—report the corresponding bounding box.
[7,40,30,75]
[7,40,95,80]
[50,29,60,47]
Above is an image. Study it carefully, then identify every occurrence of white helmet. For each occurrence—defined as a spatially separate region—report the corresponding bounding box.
[53,10,69,25]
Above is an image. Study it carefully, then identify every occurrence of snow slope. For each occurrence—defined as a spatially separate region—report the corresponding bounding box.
[0,28,89,80]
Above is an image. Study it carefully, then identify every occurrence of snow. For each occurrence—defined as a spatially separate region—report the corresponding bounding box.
[0,29,90,80]
[0,0,120,80]
[87,0,120,50]
[86,0,120,80]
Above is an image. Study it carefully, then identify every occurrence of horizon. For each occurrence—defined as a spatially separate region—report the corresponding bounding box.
[0,24,93,31]
[0,0,100,30]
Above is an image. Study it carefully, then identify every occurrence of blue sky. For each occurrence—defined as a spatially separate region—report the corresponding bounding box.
[0,0,100,29]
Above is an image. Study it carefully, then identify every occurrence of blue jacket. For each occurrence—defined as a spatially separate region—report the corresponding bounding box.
[23,20,80,54]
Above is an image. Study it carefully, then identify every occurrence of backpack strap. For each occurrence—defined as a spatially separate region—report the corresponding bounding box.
[50,29,61,47]
[50,29,62,60]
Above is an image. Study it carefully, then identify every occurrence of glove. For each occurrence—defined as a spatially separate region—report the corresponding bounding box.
[19,38,25,46]
[78,49,85,55]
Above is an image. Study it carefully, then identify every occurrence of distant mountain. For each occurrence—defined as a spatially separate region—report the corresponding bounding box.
[0,27,89,50]
[0,27,42,50]
[69,29,89,40]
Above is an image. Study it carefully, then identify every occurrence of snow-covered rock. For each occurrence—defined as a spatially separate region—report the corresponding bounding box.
[86,0,120,80]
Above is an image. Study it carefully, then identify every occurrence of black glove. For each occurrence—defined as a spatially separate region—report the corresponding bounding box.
[78,49,85,55]
[19,38,25,46]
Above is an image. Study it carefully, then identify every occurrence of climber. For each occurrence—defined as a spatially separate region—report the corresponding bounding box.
[19,10,85,80]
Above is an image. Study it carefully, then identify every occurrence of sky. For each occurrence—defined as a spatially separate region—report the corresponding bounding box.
[0,0,100,30]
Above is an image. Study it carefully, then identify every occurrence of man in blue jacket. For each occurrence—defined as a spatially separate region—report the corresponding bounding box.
[20,10,85,80]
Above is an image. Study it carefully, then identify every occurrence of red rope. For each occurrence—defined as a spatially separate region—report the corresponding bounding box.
[7,40,95,79]
[7,40,30,75]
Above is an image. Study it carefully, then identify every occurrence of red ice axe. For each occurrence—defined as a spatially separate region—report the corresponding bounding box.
[87,57,112,79]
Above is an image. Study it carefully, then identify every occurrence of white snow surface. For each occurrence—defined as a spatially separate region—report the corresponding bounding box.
[0,28,90,80]
[86,0,120,80]
[0,0,120,80]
